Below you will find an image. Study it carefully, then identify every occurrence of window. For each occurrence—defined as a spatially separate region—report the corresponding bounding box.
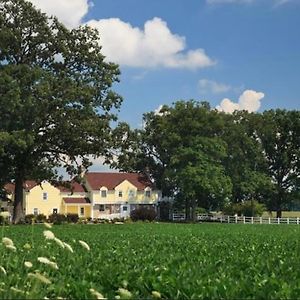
[53,208,58,214]
[43,192,48,201]
[118,191,123,198]
[33,208,38,215]
[80,207,85,216]
[101,190,107,198]
[145,190,151,198]
[99,204,105,211]
[123,206,128,212]
[128,190,135,197]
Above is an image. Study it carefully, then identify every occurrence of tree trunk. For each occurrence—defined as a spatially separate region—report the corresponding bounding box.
[185,199,191,221]
[191,201,197,222]
[276,209,282,218]
[12,174,25,224]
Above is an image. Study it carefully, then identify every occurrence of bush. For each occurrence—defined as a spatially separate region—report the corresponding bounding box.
[48,213,67,225]
[35,214,47,223]
[130,207,157,222]
[223,200,266,217]
[25,214,36,224]
[66,213,79,223]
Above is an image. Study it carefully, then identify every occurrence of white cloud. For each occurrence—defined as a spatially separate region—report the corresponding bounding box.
[86,17,215,69]
[216,89,265,113]
[198,79,232,94]
[28,0,91,28]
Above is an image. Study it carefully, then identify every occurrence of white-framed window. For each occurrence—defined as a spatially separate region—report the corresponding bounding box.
[145,190,151,197]
[128,190,135,197]
[53,208,58,214]
[33,208,38,215]
[42,192,48,201]
[99,204,105,211]
[123,206,128,212]
[118,191,123,198]
[80,207,85,216]
[101,190,107,198]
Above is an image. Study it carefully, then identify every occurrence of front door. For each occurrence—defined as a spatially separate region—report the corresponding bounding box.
[120,204,130,218]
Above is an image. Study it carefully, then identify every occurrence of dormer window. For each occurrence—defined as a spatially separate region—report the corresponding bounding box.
[118,191,123,198]
[101,190,107,198]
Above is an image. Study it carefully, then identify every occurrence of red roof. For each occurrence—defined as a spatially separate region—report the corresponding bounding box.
[63,197,90,204]
[4,183,15,194]
[56,181,86,193]
[85,172,153,191]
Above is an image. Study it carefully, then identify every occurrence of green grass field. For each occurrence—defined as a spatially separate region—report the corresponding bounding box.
[1,223,300,299]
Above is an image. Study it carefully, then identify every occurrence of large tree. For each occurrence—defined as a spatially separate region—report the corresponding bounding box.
[255,109,300,217]
[0,0,122,222]
[113,101,232,218]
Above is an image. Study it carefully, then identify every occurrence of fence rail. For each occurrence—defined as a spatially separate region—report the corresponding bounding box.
[172,213,300,225]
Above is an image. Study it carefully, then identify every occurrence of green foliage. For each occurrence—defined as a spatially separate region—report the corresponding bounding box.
[1,224,300,298]
[130,207,157,221]
[48,213,67,225]
[223,200,266,217]
[0,0,122,222]
[66,213,79,223]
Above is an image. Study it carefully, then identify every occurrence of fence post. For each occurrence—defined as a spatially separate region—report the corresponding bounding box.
[228,216,230,224]
[251,217,254,224]
[235,215,238,224]
[260,217,262,224]
[287,218,289,225]
[243,216,245,224]
[268,217,270,224]
[277,218,280,224]
[297,217,299,225]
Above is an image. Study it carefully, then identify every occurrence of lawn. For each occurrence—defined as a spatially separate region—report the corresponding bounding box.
[1,223,300,299]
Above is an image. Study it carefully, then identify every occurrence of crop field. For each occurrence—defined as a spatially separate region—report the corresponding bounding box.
[1,223,300,299]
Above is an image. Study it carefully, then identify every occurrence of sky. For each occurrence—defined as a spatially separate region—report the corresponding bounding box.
[27,0,300,172]
[28,0,300,128]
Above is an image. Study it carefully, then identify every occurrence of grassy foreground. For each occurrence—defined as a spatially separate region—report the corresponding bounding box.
[1,223,300,299]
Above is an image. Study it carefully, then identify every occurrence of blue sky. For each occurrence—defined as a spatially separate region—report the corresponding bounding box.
[84,0,300,127]
[30,0,300,128]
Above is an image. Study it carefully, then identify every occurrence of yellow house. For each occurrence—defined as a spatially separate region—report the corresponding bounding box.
[84,172,161,219]
[4,172,162,219]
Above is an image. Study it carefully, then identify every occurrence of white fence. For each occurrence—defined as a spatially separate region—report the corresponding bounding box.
[172,213,300,225]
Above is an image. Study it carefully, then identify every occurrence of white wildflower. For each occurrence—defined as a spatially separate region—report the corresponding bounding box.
[10,287,26,294]
[63,242,73,253]
[152,291,161,298]
[43,222,52,229]
[23,243,31,249]
[117,288,132,299]
[90,288,106,299]
[54,237,65,249]
[0,266,6,275]
[78,240,90,251]
[43,230,55,240]
[2,237,14,247]
[5,244,16,252]
[24,261,33,268]
[28,272,51,284]
[37,257,58,270]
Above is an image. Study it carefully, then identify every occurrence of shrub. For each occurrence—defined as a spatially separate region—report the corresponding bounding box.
[223,200,266,217]
[35,214,47,223]
[130,207,157,222]
[25,214,36,224]
[48,213,67,225]
[66,213,79,223]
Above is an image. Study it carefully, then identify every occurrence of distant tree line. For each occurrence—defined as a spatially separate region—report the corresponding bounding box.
[111,101,300,219]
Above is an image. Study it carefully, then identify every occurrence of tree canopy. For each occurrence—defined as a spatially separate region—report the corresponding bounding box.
[0,0,122,222]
